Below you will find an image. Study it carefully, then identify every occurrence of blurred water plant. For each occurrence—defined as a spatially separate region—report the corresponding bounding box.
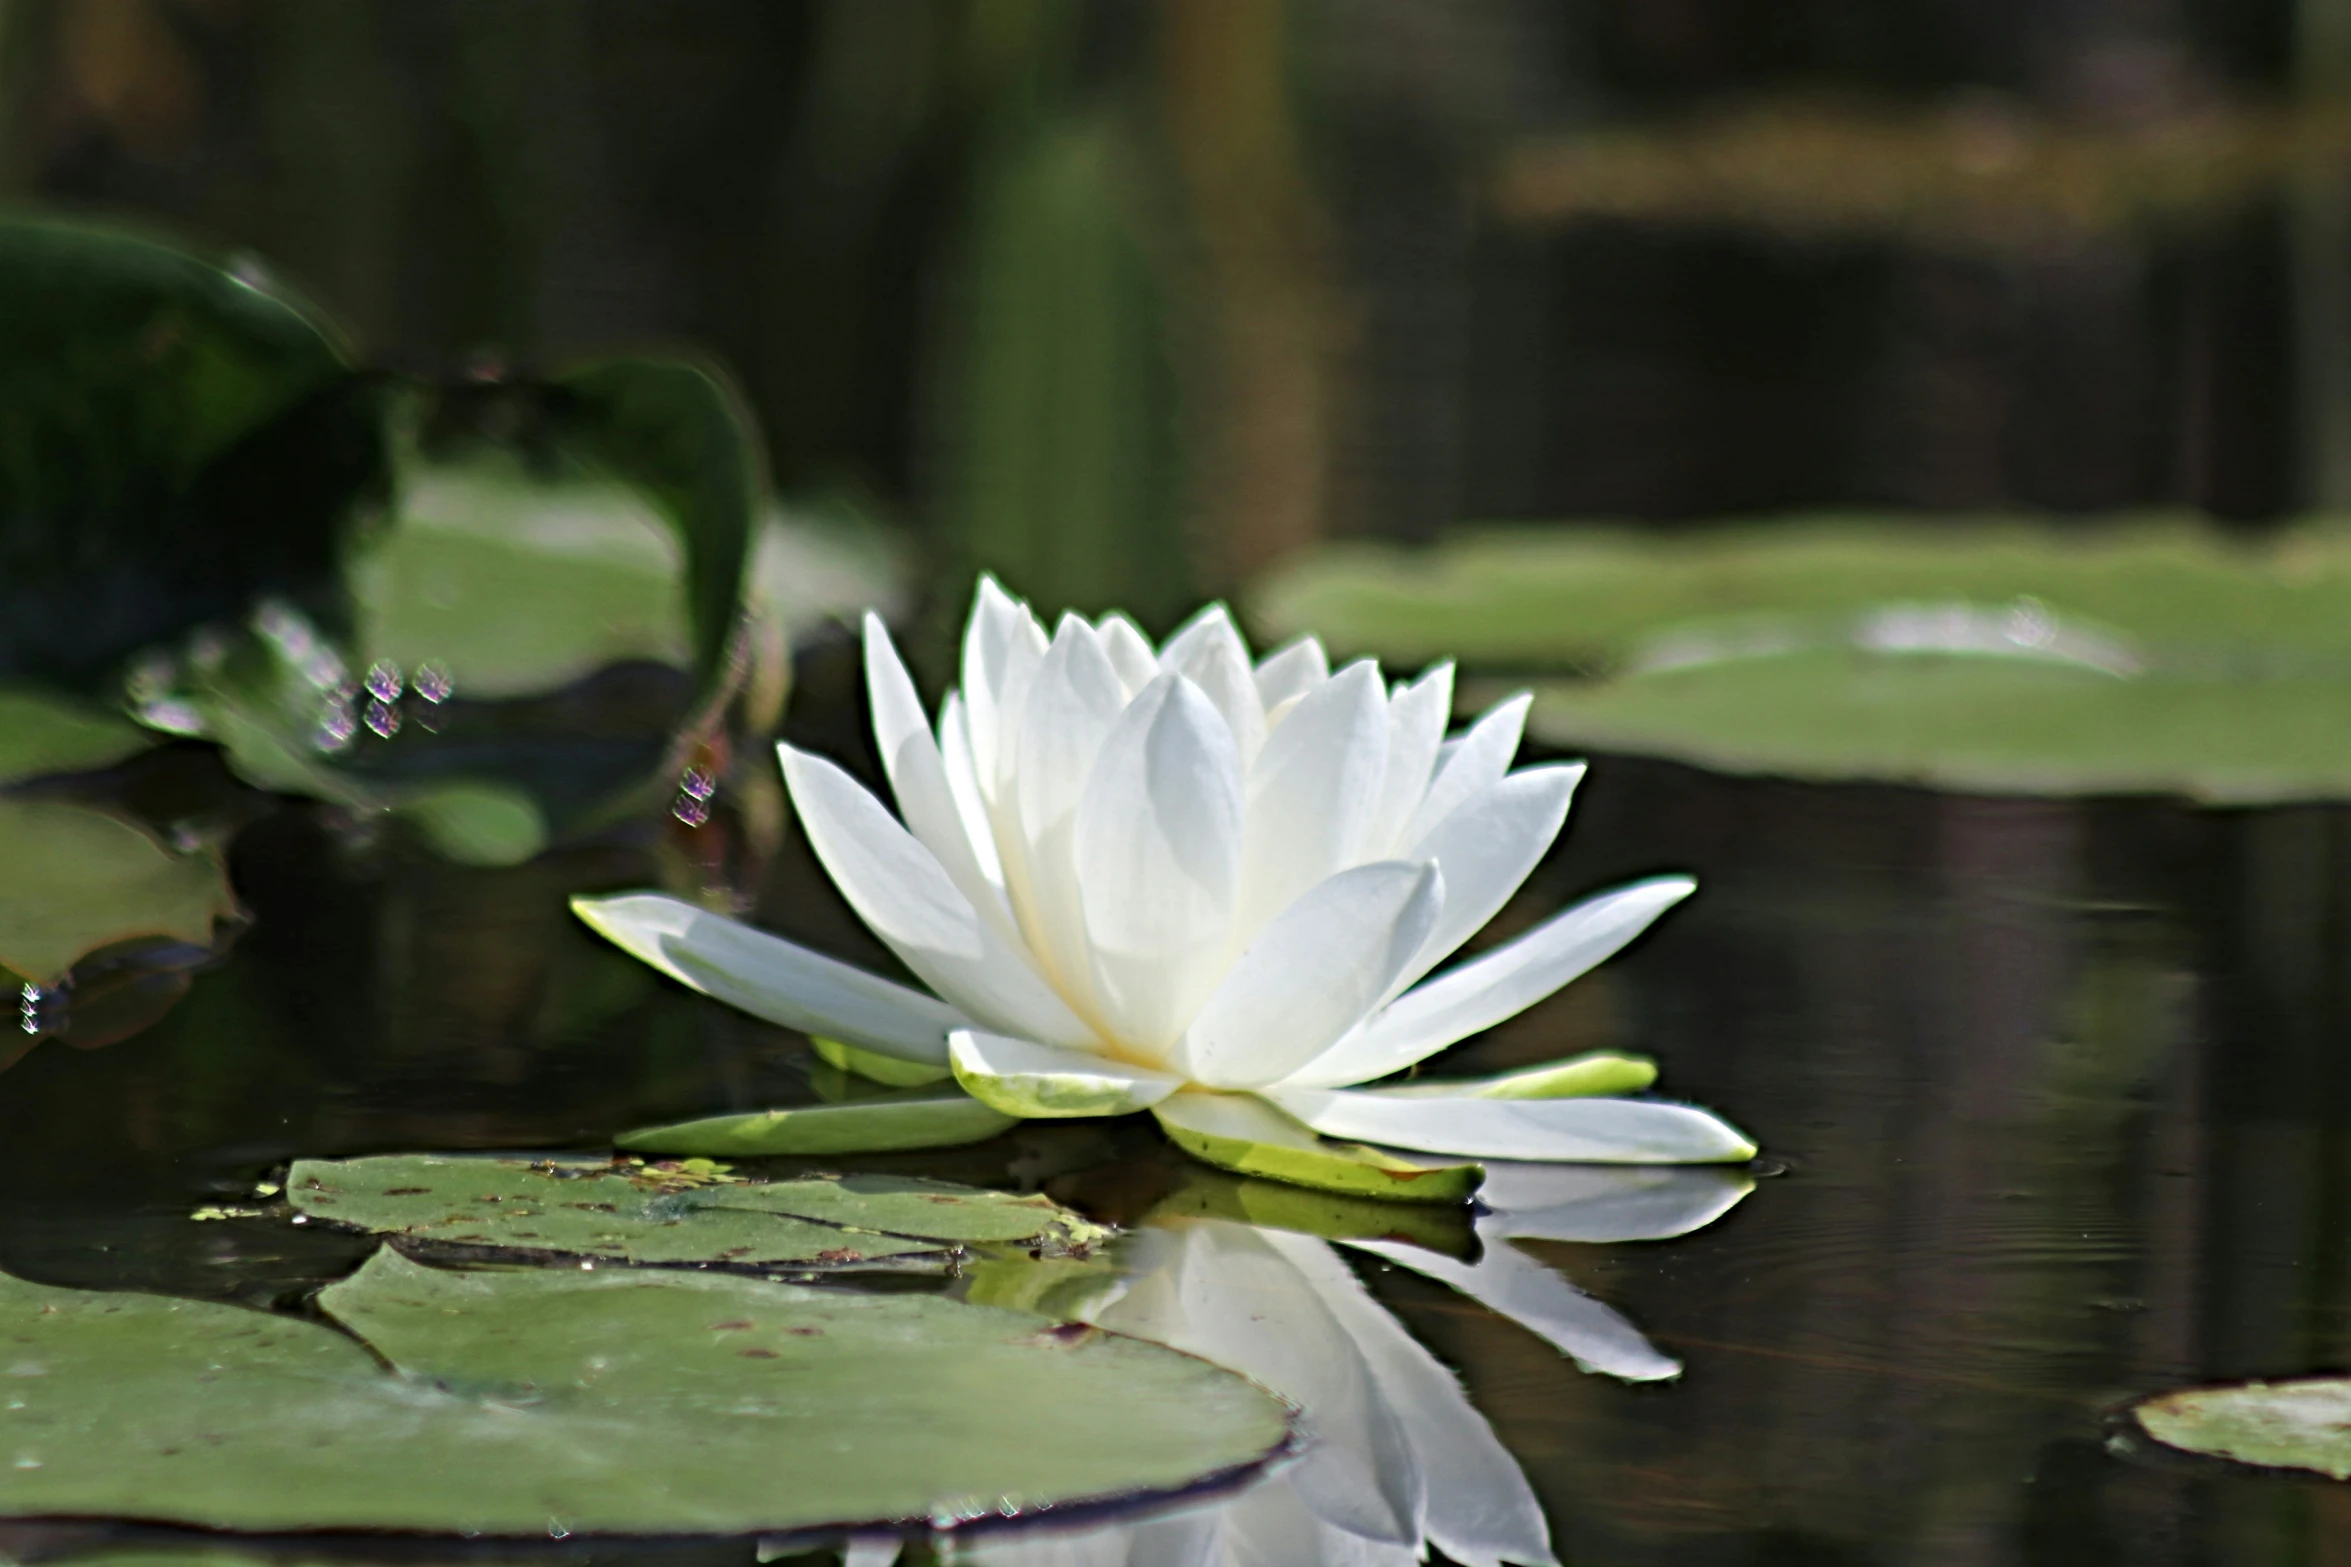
[578,579,1753,1199]
[1252,515,2351,801]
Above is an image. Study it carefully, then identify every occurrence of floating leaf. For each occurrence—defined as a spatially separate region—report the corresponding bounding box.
[2132,1377,2351,1479]
[0,689,155,785]
[287,1155,1101,1265]
[1249,516,2351,800]
[0,798,235,985]
[616,1092,1021,1158]
[0,1247,1293,1536]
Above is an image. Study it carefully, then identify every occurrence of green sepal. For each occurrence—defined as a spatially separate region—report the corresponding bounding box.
[617,1090,1017,1157]
[814,1033,955,1087]
[1150,1091,1482,1205]
[1370,1050,1660,1101]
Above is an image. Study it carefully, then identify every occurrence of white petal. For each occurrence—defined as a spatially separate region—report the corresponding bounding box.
[570,893,961,1064]
[1263,1086,1758,1162]
[1387,763,1581,999]
[936,693,1004,888]
[1475,1164,1754,1244]
[865,615,1020,941]
[949,1029,1183,1117]
[838,1539,902,1567]
[1097,612,1160,695]
[1362,663,1453,858]
[1349,1237,1681,1383]
[959,576,1028,795]
[1005,616,1130,1020]
[1155,1223,1420,1546]
[1156,605,1267,770]
[1173,862,1441,1090]
[1254,635,1330,709]
[1076,675,1244,1053]
[1402,692,1530,848]
[1235,660,1390,943]
[1281,1232,1555,1567]
[779,743,1094,1049]
[1289,875,1696,1087]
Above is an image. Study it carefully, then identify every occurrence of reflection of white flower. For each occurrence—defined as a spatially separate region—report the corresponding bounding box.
[885,1167,1750,1567]
[578,580,1752,1190]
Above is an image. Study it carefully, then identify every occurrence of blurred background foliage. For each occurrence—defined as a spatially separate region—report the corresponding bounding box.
[8,0,2342,639]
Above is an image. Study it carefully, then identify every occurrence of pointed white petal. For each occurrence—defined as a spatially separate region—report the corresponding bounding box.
[1475,1163,1755,1244]
[1274,1229,1555,1567]
[1005,616,1130,1019]
[1076,675,1244,1054]
[779,744,1095,1049]
[1362,663,1454,858]
[1402,692,1530,848]
[1254,635,1331,710]
[1288,875,1696,1088]
[1173,862,1441,1090]
[1388,763,1582,997]
[1235,660,1390,942]
[1097,611,1160,695]
[948,1029,1183,1118]
[970,594,1050,808]
[864,615,1021,942]
[570,893,961,1064]
[1350,1237,1681,1383]
[1157,605,1267,770]
[959,576,1024,792]
[936,693,1004,888]
[1153,1224,1421,1546]
[1263,1086,1758,1163]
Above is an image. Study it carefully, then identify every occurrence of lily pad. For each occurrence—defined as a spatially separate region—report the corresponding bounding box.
[0,689,155,785]
[1247,515,2351,801]
[2132,1377,2351,1479]
[0,1247,1294,1536]
[286,1155,1099,1265]
[0,798,236,985]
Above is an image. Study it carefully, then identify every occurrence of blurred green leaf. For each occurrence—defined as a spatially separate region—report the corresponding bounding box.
[1251,515,2351,801]
[0,797,235,986]
[0,1246,1293,1535]
[0,217,379,692]
[0,689,155,785]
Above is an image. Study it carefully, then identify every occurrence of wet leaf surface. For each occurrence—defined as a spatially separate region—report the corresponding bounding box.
[286,1155,1104,1267]
[2133,1378,2351,1480]
[0,1247,1293,1536]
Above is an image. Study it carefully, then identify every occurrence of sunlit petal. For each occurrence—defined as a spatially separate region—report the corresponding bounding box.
[1157,604,1267,769]
[1096,611,1160,696]
[1401,691,1529,848]
[1253,635,1330,711]
[1263,1085,1758,1163]
[1172,863,1441,1090]
[1288,875,1696,1088]
[1361,663,1453,859]
[1387,762,1582,997]
[779,743,1093,1049]
[1235,661,1389,942]
[569,893,962,1064]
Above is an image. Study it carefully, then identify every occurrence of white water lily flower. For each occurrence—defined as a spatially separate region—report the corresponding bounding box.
[575,579,1754,1195]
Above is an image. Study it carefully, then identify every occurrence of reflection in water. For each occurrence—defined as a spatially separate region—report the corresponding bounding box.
[899,1168,1751,1567]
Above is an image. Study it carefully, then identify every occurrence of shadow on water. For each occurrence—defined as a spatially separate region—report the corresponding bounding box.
[10,685,2351,1562]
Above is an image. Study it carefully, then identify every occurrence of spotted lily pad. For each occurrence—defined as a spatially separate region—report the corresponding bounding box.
[0,1247,1293,1536]
[2133,1377,2351,1480]
[285,1154,1102,1266]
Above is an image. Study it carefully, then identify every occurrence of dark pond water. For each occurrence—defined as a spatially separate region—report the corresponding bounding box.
[7,691,2351,1566]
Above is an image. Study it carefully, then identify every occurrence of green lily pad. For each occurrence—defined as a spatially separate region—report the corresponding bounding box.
[0,689,155,785]
[2133,1377,2351,1479]
[0,798,236,985]
[1247,515,2351,801]
[1150,1092,1483,1205]
[0,1246,1294,1535]
[287,1155,1098,1265]
[617,1092,1022,1158]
